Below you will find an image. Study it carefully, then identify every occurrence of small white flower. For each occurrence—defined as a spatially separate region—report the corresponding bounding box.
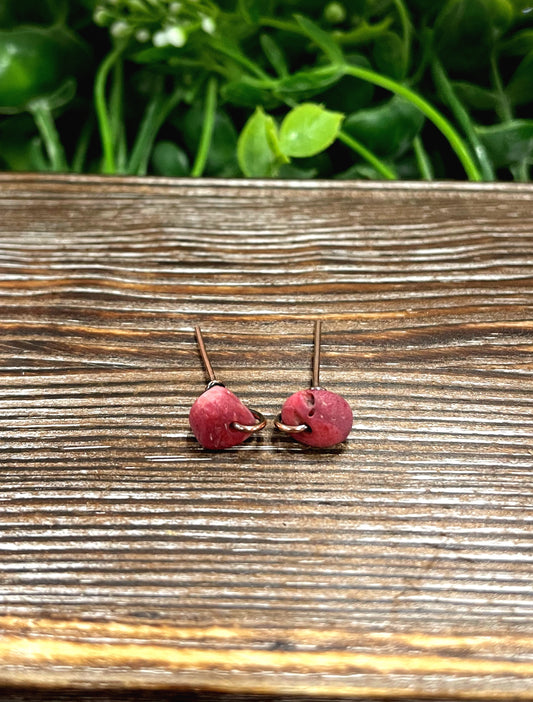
[135,28,151,42]
[200,15,215,34]
[153,25,186,47]
[153,29,169,46]
[169,2,182,13]
[110,20,131,37]
[166,25,187,46]
[94,8,110,25]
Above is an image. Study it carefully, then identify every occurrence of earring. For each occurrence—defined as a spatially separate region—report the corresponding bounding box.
[274,320,353,448]
[189,326,266,450]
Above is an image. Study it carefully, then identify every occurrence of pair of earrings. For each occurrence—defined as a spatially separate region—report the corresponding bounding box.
[189,321,353,450]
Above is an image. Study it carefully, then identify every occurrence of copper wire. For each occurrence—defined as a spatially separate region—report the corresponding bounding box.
[275,320,324,435]
[312,319,322,389]
[195,325,217,384]
[273,415,309,434]
[232,410,267,434]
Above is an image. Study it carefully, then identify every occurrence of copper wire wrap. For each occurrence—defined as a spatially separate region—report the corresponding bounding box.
[273,414,309,434]
[232,410,267,434]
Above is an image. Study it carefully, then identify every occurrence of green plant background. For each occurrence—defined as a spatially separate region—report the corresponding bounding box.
[0,0,532,181]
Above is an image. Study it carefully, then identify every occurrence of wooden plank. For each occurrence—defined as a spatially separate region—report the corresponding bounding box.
[0,174,532,700]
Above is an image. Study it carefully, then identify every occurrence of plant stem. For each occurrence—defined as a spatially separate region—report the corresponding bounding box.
[490,51,513,123]
[413,135,433,180]
[209,38,270,80]
[94,41,125,174]
[259,17,302,35]
[72,118,94,173]
[340,64,482,181]
[392,0,411,76]
[127,94,164,175]
[432,59,494,181]
[514,161,531,182]
[29,137,50,172]
[127,84,182,176]
[29,103,68,172]
[191,77,218,177]
[490,52,530,182]
[110,56,127,173]
[338,131,397,180]
[261,16,393,47]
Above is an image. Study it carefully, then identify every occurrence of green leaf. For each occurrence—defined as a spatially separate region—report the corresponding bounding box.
[0,114,38,170]
[401,0,448,21]
[343,95,425,158]
[372,31,407,80]
[221,77,279,108]
[319,54,375,112]
[275,65,344,99]
[260,33,289,77]
[501,28,533,55]
[278,103,344,158]
[278,163,319,179]
[332,17,394,47]
[451,81,500,110]
[151,141,190,177]
[335,163,384,180]
[238,0,261,24]
[130,46,179,65]
[294,13,345,64]
[476,120,533,167]
[237,107,288,177]
[506,51,533,106]
[434,0,514,72]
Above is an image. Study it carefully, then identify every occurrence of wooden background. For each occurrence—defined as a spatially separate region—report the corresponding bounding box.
[0,174,532,700]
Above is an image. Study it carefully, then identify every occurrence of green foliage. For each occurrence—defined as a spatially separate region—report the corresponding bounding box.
[0,0,531,180]
[477,120,533,167]
[278,103,344,158]
[343,96,425,158]
[0,26,87,113]
[151,140,190,176]
[433,0,514,72]
[372,31,407,80]
[506,52,533,106]
[183,106,239,176]
[237,106,288,177]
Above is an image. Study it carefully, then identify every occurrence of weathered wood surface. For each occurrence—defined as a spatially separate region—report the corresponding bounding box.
[0,173,532,700]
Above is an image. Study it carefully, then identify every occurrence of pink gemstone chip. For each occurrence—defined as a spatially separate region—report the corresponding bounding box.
[280,388,353,448]
[189,384,256,450]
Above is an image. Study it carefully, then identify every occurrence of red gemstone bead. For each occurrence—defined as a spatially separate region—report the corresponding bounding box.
[189,384,256,450]
[280,388,352,448]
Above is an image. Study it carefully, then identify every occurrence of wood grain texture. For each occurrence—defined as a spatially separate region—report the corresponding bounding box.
[0,173,532,700]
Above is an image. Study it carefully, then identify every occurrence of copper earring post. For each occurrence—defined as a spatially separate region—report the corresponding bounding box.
[312,319,322,389]
[195,326,219,387]
[194,326,266,433]
[274,319,324,435]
